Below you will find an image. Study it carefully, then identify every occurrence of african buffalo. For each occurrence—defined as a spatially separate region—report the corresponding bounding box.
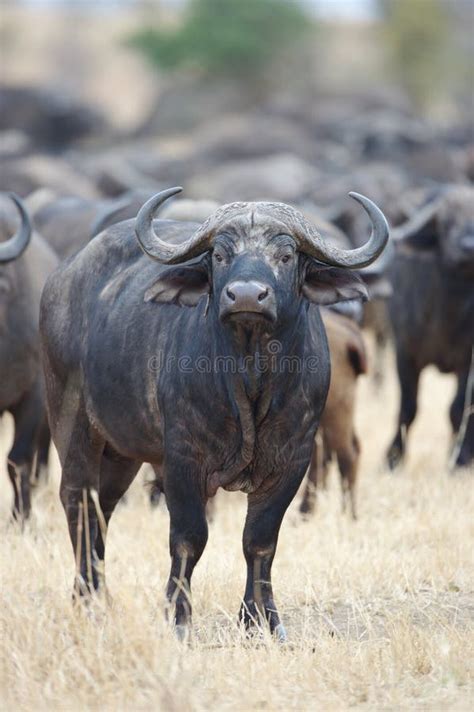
[387,185,474,469]
[40,187,388,639]
[0,193,57,519]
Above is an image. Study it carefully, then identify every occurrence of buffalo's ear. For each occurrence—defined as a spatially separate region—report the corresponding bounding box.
[144,255,210,307]
[302,261,368,305]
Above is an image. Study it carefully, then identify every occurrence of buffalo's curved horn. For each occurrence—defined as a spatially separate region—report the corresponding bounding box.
[390,199,440,243]
[0,193,32,264]
[136,189,389,269]
[136,187,217,264]
[290,192,389,269]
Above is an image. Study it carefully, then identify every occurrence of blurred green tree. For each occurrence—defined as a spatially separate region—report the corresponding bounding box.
[379,0,454,108]
[127,0,312,82]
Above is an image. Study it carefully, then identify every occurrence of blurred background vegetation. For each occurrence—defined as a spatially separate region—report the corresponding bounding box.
[0,0,472,132]
[127,0,311,83]
[380,0,472,110]
[122,0,472,113]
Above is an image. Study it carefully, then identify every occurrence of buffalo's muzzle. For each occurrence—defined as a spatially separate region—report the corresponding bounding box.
[220,280,276,322]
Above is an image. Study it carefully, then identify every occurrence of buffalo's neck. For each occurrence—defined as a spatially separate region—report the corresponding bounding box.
[223,309,306,386]
[217,309,307,412]
[203,307,310,494]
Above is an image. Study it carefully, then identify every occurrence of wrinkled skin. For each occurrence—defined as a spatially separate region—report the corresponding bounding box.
[300,308,367,520]
[0,197,57,519]
[387,186,474,469]
[41,203,374,639]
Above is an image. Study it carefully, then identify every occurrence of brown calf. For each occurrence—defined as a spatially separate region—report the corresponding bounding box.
[300,308,367,520]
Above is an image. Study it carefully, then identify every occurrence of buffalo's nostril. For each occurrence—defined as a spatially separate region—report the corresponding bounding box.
[226,287,236,302]
[258,288,269,302]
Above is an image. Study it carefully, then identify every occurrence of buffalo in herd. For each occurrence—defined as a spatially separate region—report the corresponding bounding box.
[0,85,472,640]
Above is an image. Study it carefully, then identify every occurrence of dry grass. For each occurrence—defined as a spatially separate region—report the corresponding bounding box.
[1,346,473,711]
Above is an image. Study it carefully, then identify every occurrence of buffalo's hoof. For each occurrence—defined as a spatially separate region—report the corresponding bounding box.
[273,623,288,643]
[149,487,162,508]
[299,500,315,518]
[10,505,30,528]
[454,449,474,469]
[386,446,403,471]
[174,623,191,643]
[31,465,49,488]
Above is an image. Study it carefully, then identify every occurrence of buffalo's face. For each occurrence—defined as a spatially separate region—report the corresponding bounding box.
[139,190,389,332]
[213,231,296,327]
[438,196,474,271]
[396,187,474,274]
[146,215,369,333]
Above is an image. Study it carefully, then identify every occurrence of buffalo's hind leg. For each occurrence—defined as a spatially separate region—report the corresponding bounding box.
[338,432,360,521]
[241,469,306,642]
[299,433,329,517]
[58,403,104,599]
[164,463,208,639]
[94,447,141,574]
[7,384,44,522]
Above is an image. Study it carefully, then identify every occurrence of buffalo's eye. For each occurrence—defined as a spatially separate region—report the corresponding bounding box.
[214,252,224,263]
[280,254,292,264]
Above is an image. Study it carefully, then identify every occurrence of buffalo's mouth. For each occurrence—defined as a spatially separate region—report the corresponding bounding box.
[219,280,277,325]
[220,308,277,326]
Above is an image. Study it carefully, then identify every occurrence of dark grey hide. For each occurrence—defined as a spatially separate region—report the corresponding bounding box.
[387,185,474,469]
[40,189,388,639]
[0,193,57,520]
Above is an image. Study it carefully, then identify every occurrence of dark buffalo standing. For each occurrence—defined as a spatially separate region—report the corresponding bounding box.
[0,193,57,519]
[387,185,474,469]
[40,187,388,639]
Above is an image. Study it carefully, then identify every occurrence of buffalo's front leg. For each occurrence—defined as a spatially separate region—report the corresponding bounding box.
[58,404,104,598]
[240,471,305,642]
[164,466,208,638]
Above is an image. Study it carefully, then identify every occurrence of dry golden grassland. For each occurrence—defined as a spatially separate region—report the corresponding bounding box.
[1,348,473,711]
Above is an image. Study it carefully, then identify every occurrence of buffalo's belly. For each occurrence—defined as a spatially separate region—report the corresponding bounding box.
[389,266,473,374]
[84,383,164,463]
